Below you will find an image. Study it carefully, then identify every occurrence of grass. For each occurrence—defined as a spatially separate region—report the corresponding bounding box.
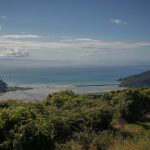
[108,114,150,150]
[55,119,150,150]
[108,139,150,150]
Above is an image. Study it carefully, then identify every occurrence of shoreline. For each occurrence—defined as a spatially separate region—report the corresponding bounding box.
[0,83,125,101]
[7,86,33,92]
[6,82,120,88]
[75,83,119,87]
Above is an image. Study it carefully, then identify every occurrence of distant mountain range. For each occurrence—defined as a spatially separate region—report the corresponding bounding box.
[118,70,150,88]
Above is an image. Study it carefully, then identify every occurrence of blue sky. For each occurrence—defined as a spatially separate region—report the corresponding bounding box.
[0,0,150,68]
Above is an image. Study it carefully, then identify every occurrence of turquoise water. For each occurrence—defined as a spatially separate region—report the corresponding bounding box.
[0,66,150,86]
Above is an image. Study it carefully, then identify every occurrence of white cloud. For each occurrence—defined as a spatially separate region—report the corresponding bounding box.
[1,16,6,19]
[59,39,150,49]
[0,48,29,57]
[20,32,27,34]
[0,36,150,50]
[75,38,92,41]
[109,18,128,25]
[85,53,95,57]
[0,34,41,39]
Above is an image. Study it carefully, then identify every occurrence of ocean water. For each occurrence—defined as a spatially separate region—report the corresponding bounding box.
[0,66,150,86]
[0,66,150,100]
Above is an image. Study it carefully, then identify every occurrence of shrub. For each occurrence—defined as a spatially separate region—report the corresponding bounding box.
[102,89,150,123]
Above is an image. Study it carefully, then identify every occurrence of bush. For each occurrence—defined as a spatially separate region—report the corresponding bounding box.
[0,107,54,150]
[102,89,150,123]
[13,121,55,150]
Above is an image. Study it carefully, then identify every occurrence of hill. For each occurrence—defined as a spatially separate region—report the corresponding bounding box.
[118,70,150,88]
[0,79,8,93]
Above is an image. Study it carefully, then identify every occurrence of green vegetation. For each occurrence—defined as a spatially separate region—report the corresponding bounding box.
[0,88,150,150]
[119,70,150,87]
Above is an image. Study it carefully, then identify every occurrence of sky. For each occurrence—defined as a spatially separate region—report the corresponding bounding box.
[0,0,150,68]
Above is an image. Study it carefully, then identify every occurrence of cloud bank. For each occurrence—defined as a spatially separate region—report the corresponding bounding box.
[0,34,150,58]
[0,34,41,39]
[0,36,149,50]
[0,48,29,57]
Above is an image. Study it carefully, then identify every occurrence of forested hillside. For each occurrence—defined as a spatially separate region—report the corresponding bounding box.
[119,70,150,88]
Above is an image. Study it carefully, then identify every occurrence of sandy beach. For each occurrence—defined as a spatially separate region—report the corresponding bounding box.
[0,84,125,101]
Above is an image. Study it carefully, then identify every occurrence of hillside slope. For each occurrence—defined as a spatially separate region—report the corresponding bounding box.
[119,70,150,87]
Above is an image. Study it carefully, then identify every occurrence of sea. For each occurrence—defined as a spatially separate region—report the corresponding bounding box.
[0,66,150,100]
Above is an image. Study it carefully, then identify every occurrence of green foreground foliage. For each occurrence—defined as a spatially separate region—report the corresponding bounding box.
[0,88,150,150]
